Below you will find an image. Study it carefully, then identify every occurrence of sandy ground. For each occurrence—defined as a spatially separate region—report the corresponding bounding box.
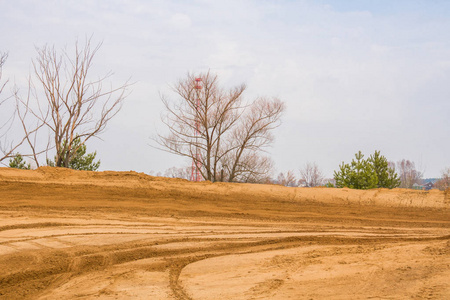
[0,167,449,299]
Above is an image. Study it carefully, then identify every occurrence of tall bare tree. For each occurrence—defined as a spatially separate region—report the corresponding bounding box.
[396,159,423,188]
[156,72,284,182]
[300,162,324,187]
[16,38,131,167]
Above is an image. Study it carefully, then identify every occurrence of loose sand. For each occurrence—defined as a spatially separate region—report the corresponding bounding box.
[0,167,448,299]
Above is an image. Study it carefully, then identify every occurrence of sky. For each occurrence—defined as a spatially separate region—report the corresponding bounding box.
[1,0,449,178]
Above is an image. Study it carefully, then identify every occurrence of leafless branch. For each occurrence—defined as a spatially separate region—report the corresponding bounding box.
[0,51,23,163]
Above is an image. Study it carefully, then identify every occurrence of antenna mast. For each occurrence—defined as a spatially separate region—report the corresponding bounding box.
[190,77,203,182]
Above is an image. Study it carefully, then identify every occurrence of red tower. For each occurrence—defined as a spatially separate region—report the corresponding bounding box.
[190,78,203,182]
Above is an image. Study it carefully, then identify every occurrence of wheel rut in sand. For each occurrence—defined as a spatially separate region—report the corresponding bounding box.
[3,220,446,299]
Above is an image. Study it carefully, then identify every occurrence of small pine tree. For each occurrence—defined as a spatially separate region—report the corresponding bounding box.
[368,150,401,189]
[334,151,388,190]
[69,141,100,171]
[325,182,335,188]
[334,161,353,188]
[350,151,378,189]
[47,137,100,171]
[9,154,31,170]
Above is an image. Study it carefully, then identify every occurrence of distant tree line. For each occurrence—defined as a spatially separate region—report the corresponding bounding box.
[163,155,449,191]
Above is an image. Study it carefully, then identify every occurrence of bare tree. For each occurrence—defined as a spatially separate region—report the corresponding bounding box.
[435,167,450,191]
[277,170,297,187]
[396,159,423,188]
[15,38,131,167]
[156,72,284,183]
[300,162,324,187]
[164,166,191,180]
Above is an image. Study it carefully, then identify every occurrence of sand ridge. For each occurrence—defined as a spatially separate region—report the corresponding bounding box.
[0,167,449,299]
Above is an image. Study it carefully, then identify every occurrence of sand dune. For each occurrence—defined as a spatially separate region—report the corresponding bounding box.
[0,167,449,299]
